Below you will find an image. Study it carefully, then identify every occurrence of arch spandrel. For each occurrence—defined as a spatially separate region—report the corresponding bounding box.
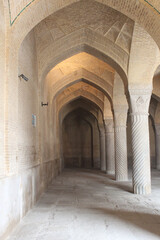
[104,96,113,119]
[113,72,128,108]
[153,65,160,100]
[128,23,160,89]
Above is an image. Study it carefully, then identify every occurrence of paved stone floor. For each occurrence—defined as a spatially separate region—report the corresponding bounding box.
[7,169,160,240]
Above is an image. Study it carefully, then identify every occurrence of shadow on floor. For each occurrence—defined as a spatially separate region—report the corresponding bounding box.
[65,168,133,193]
[85,207,160,237]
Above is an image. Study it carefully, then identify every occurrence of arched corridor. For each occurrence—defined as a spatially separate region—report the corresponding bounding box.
[1,1,160,239]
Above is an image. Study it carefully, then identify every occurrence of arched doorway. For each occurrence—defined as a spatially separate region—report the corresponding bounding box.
[62,108,100,169]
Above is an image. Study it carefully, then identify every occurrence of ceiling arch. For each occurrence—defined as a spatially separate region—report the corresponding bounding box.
[56,81,110,124]
[44,52,115,103]
[59,98,101,124]
[63,108,99,132]
[8,0,160,52]
[39,34,128,88]
[59,96,104,124]
[57,87,104,113]
[49,71,113,102]
[7,0,160,102]
[35,2,134,56]
[153,65,160,100]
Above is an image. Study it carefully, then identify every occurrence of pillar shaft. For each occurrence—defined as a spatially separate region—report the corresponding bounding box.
[105,119,115,175]
[129,89,151,194]
[131,113,151,194]
[114,108,128,181]
[115,126,128,181]
[99,127,106,171]
[155,124,160,170]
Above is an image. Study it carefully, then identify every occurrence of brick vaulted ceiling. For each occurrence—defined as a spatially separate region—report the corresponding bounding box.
[7,0,160,57]
[7,0,160,27]
[34,1,134,54]
[45,52,114,100]
[46,53,114,87]
[56,81,105,112]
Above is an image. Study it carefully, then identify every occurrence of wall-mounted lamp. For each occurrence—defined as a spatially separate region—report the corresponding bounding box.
[18,74,29,81]
[41,102,48,107]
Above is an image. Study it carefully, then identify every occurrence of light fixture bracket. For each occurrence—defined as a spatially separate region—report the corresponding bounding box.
[18,74,29,81]
[41,102,48,107]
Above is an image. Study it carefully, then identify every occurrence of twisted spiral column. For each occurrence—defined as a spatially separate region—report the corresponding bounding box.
[115,125,128,181]
[105,119,115,175]
[99,128,106,172]
[155,124,160,170]
[131,113,151,194]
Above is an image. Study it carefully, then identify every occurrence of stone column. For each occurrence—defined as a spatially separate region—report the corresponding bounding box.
[155,124,160,170]
[114,107,128,181]
[104,119,115,175]
[99,124,106,171]
[129,89,152,194]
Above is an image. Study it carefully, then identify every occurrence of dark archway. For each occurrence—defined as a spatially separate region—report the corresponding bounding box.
[62,108,100,169]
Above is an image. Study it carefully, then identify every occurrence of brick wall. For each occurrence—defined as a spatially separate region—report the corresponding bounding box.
[0,1,5,178]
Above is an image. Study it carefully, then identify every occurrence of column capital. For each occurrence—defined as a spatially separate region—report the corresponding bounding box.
[104,118,114,133]
[99,123,105,136]
[129,88,152,114]
[114,106,128,127]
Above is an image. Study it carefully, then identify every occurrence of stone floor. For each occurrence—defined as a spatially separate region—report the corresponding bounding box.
[7,169,160,240]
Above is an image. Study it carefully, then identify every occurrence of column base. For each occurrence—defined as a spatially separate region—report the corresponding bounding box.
[101,168,106,172]
[116,174,128,181]
[133,184,151,195]
[106,170,115,175]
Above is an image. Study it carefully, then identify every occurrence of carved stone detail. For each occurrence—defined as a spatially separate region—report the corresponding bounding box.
[155,124,160,170]
[129,89,152,194]
[104,119,114,133]
[114,107,128,127]
[129,88,152,114]
[131,114,151,194]
[104,119,115,175]
[99,124,106,171]
[114,126,128,181]
[114,109,128,181]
